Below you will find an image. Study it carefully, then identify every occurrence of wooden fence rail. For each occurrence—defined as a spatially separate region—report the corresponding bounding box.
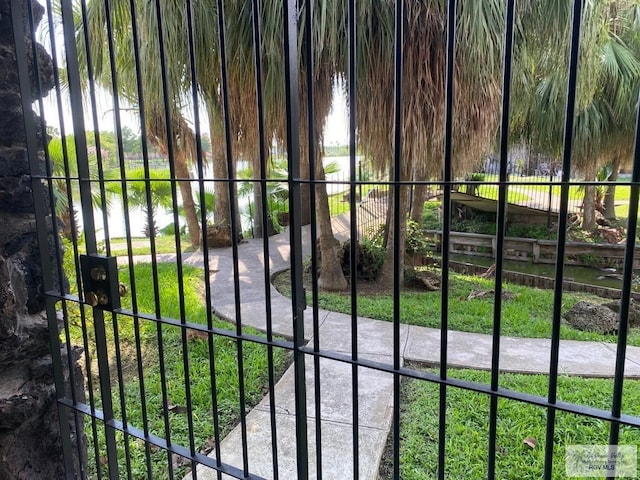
[423,230,638,269]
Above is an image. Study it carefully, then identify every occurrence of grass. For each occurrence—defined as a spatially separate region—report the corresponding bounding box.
[328,189,351,217]
[328,184,390,217]
[485,175,584,201]
[67,262,289,479]
[105,235,191,256]
[380,367,640,479]
[273,269,640,346]
[474,185,530,203]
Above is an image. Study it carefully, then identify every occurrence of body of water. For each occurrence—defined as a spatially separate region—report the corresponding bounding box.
[450,254,625,289]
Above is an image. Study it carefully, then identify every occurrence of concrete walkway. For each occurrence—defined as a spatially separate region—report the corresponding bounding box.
[172,227,640,480]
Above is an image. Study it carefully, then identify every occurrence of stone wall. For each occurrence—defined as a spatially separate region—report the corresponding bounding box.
[0,0,85,477]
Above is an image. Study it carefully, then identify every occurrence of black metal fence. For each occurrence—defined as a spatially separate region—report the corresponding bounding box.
[11,0,640,479]
[241,157,387,240]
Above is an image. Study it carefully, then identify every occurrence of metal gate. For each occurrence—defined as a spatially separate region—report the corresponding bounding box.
[11,0,640,478]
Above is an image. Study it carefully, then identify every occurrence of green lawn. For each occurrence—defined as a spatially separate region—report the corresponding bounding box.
[482,174,585,201]
[106,235,191,256]
[274,269,640,346]
[328,184,390,217]
[474,184,531,203]
[67,263,289,479]
[328,188,351,217]
[380,368,640,480]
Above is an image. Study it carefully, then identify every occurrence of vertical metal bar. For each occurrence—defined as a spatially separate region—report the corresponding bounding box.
[544,1,584,478]
[44,13,104,462]
[487,1,516,478]
[187,10,222,480]
[101,0,140,474]
[391,0,403,479]
[183,0,205,475]
[118,0,161,480]
[75,0,112,256]
[547,172,553,230]
[71,1,117,466]
[347,0,360,477]
[11,3,76,477]
[438,0,456,478]
[215,0,251,474]
[301,0,321,477]
[58,0,121,476]
[151,0,180,474]
[609,89,640,447]
[121,0,156,474]
[283,0,309,477]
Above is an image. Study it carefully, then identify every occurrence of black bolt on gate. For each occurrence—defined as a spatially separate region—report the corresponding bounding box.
[9,0,640,478]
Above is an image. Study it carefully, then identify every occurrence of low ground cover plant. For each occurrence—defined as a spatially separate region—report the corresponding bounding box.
[274,269,640,346]
[379,367,640,479]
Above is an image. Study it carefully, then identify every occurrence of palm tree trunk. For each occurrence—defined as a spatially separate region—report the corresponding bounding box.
[252,184,265,238]
[604,155,620,220]
[230,151,243,237]
[410,183,431,223]
[378,182,410,289]
[582,162,597,231]
[315,154,348,291]
[174,153,201,247]
[209,108,233,244]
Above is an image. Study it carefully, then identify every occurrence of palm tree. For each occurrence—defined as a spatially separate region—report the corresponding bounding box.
[115,167,174,236]
[221,0,349,289]
[48,135,113,239]
[75,0,203,247]
[512,0,640,230]
[349,1,504,288]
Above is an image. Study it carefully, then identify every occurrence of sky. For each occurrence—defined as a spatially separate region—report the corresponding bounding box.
[38,2,351,148]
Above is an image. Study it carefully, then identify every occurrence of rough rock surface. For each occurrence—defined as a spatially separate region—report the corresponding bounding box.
[603,298,640,328]
[0,0,85,477]
[563,301,620,335]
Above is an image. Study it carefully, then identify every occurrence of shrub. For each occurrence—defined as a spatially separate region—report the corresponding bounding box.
[339,237,386,281]
[405,220,435,258]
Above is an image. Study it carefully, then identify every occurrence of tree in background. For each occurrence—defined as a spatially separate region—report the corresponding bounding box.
[351,1,503,288]
[512,0,640,230]
[77,0,202,247]
[115,168,173,236]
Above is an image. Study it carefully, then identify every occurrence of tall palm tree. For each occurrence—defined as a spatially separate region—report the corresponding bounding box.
[222,0,349,289]
[512,0,640,230]
[600,1,640,220]
[350,1,504,288]
[76,0,203,247]
[111,167,174,236]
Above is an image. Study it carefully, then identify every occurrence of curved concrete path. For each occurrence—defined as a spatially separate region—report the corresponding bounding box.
[166,227,640,480]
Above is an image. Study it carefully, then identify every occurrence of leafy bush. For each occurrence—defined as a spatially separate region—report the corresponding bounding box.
[405,220,435,257]
[421,202,442,230]
[339,237,386,281]
[506,224,555,240]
